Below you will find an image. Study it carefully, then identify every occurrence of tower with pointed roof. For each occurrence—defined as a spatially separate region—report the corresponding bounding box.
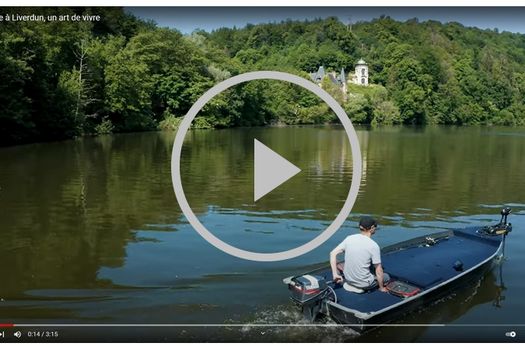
[309,66,347,92]
[340,68,347,94]
[309,66,326,84]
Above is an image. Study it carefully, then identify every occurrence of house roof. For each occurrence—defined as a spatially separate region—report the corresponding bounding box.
[310,65,325,82]
[309,66,349,86]
[328,73,339,85]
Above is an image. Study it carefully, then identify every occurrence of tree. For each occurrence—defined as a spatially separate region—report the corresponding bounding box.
[3,10,525,146]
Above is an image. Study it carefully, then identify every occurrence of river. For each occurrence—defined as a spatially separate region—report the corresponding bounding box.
[0,125,524,341]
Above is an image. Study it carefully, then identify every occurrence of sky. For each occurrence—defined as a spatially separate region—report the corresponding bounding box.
[126,7,525,34]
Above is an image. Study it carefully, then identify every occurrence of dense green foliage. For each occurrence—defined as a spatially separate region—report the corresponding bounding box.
[208,16,525,126]
[1,8,525,145]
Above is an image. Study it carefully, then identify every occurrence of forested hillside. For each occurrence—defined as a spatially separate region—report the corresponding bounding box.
[1,8,525,146]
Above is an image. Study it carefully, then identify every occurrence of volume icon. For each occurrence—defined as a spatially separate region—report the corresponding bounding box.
[14,331,21,338]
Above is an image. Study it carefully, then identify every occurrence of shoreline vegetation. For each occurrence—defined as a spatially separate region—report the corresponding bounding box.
[1,8,525,146]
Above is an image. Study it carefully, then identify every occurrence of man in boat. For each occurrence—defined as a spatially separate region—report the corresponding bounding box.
[330,216,390,293]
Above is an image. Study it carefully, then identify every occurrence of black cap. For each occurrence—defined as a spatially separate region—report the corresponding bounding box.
[359,216,377,230]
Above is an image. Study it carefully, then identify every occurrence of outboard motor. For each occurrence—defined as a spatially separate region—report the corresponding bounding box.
[287,274,329,321]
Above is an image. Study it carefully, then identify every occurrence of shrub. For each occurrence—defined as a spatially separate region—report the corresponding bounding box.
[94,117,114,135]
[158,111,182,130]
[193,116,214,129]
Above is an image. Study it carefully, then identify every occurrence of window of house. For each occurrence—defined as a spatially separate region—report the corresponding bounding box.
[361,78,365,84]
[361,68,365,76]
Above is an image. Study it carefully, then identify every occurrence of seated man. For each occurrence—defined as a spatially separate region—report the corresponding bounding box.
[330,216,389,292]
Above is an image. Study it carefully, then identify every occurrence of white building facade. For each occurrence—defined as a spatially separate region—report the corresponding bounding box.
[352,59,369,86]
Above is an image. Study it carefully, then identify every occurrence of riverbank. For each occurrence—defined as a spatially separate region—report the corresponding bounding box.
[3,8,525,147]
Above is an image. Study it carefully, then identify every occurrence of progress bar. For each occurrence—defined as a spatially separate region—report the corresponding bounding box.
[3,324,525,327]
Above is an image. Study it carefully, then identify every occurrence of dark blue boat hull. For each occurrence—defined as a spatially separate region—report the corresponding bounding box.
[284,226,504,333]
[327,245,500,332]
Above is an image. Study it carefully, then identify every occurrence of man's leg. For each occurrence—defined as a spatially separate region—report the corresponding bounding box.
[363,272,390,291]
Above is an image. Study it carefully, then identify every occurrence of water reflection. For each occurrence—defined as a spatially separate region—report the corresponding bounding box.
[0,126,524,341]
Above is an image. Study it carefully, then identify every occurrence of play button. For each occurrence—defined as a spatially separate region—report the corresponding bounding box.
[171,71,362,261]
[254,139,301,202]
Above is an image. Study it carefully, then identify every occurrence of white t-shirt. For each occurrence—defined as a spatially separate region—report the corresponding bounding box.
[334,234,381,288]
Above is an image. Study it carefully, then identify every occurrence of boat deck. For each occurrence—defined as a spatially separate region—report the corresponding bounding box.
[316,228,501,314]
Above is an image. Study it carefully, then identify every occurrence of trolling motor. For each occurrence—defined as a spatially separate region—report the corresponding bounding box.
[479,207,512,236]
[477,207,512,258]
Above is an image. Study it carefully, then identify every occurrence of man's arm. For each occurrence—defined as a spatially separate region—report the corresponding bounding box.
[330,247,344,282]
[375,263,388,292]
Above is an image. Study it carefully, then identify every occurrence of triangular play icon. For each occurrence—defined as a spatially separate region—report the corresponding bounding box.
[254,139,301,202]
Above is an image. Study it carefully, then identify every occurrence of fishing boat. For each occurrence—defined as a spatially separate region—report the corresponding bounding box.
[283,208,513,333]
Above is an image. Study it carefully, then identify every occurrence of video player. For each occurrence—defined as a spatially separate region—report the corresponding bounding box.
[1,2,524,344]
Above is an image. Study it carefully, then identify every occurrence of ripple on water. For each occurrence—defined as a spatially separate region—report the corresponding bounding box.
[239,305,359,342]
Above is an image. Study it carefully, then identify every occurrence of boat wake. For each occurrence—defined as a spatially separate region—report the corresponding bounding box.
[239,305,359,342]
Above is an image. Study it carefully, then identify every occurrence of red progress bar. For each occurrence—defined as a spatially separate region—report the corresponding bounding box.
[0,323,14,328]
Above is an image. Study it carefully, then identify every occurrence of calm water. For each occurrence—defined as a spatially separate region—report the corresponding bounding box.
[1,125,524,341]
